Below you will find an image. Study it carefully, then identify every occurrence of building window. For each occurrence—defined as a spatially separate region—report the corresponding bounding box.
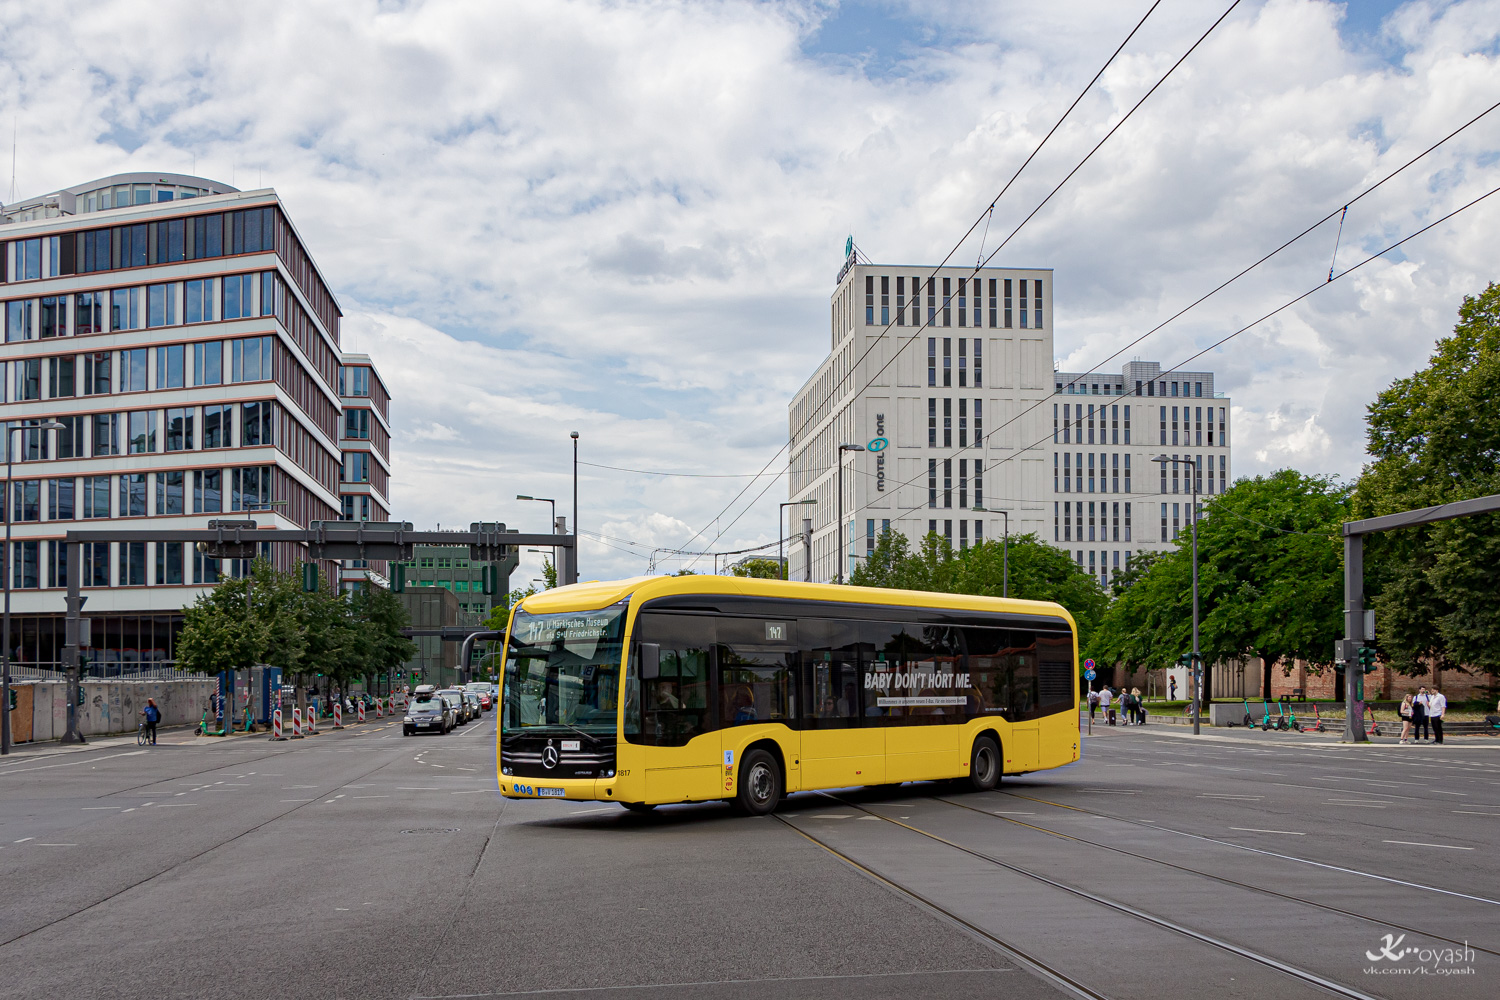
[166,408,194,451]
[127,410,157,453]
[49,478,75,520]
[185,278,218,323]
[942,459,952,508]
[346,452,371,483]
[1173,503,1181,540]
[942,397,952,447]
[1003,278,1012,328]
[193,342,223,386]
[344,408,371,440]
[974,399,982,447]
[122,541,147,587]
[1019,279,1028,328]
[231,466,272,510]
[942,338,951,386]
[1034,279,1043,327]
[1160,503,1168,542]
[974,460,983,507]
[119,473,147,517]
[1112,501,1120,542]
[1159,406,1167,445]
[1063,452,1071,493]
[156,471,185,515]
[958,398,968,447]
[1053,404,1059,444]
[242,401,273,447]
[927,398,937,447]
[1088,501,1095,541]
[958,459,968,509]
[1053,453,1059,492]
[203,404,232,448]
[865,275,874,325]
[895,277,905,327]
[927,278,936,325]
[927,338,936,387]
[111,288,141,331]
[146,283,179,328]
[83,476,110,518]
[957,281,966,328]
[9,480,40,523]
[1219,454,1226,493]
[93,414,120,456]
[223,273,256,320]
[989,278,998,328]
[48,356,75,399]
[1064,501,1072,541]
[1088,453,1095,493]
[231,336,274,383]
[156,344,185,389]
[1054,502,1059,541]
[194,469,223,514]
[880,275,889,325]
[957,338,967,386]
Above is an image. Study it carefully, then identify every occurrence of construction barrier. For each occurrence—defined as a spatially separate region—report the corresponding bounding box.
[307,705,318,735]
[358,700,367,723]
[271,708,286,741]
[291,706,304,739]
[333,702,344,729]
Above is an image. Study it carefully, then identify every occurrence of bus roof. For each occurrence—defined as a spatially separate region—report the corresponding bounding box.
[513,576,1077,633]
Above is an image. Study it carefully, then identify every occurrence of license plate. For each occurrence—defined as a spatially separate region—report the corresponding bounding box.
[538,787,565,798]
[418,722,432,727]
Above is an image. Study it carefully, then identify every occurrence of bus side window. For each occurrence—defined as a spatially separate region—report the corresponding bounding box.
[634,613,714,746]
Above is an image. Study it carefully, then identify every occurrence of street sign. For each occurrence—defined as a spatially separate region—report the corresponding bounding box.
[867,437,889,452]
[1084,669,1096,681]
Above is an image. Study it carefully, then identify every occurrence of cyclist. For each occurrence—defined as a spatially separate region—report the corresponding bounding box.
[140,698,161,745]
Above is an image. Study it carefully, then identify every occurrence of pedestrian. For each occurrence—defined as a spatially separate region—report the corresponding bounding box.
[1412,686,1430,741]
[140,698,161,745]
[1101,686,1115,726]
[1131,687,1144,725]
[1398,694,1414,744]
[1169,675,1178,701]
[1428,688,1447,744]
[1087,688,1099,720]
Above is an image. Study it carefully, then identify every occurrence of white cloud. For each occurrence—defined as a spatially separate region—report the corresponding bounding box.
[6,0,1499,580]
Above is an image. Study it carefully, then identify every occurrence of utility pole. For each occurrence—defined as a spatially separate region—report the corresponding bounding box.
[1155,455,1201,736]
[834,444,866,584]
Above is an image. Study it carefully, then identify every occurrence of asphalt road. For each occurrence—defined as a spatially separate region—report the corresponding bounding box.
[0,715,1494,1000]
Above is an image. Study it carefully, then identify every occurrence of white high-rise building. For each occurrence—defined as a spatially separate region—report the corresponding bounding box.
[1048,361,1232,590]
[787,257,1232,588]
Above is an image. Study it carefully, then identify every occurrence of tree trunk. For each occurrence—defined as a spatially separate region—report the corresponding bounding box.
[1261,653,1274,703]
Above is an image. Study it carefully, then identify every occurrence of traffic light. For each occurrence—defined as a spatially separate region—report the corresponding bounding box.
[1357,646,1378,674]
[481,565,498,596]
[77,686,85,706]
[391,564,406,594]
[302,563,318,593]
[7,688,15,711]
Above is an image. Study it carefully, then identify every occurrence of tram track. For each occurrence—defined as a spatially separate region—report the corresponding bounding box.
[783,792,1387,1000]
[924,792,1500,959]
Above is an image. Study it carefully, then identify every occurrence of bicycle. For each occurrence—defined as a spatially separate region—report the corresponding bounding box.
[137,720,150,746]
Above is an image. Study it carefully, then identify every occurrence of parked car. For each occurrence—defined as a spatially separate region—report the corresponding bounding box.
[404,686,450,735]
[438,689,468,725]
[463,692,482,719]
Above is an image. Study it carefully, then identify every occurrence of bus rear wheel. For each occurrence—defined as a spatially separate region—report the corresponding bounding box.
[621,802,656,813]
[967,735,1001,792]
[735,749,782,816]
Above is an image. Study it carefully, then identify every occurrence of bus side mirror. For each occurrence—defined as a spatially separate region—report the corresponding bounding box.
[639,643,660,680]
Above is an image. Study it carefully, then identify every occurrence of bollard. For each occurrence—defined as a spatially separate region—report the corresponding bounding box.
[271,708,286,741]
[358,700,367,723]
[291,706,304,739]
[307,705,318,735]
[333,702,344,729]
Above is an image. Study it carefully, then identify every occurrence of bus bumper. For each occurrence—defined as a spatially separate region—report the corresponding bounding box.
[500,777,618,802]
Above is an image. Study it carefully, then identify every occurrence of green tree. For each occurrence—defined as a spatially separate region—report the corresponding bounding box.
[177,574,270,675]
[731,557,784,579]
[850,530,1107,652]
[1356,282,1500,681]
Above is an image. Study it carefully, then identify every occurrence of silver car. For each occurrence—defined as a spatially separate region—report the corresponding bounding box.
[404,687,451,735]
[438,689,467,725]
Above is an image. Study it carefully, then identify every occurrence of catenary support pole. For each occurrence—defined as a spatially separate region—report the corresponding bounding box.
[1343,532,1367,743]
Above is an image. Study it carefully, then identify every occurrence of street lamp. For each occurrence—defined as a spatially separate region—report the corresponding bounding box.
[570,432,580,585]
[2,420,65,756]
[834,444,866,584]
[973,506,1009,598]
[517,496,557,580]
[1155,454,1201,736]
[779,499,816,582]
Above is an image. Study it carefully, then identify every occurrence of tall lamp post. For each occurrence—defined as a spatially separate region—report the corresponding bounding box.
[973,506,1009,598]
[834,444,866,584]
[2,421,66,756]
[1155,454,1201,736]
[779,499,816,581]
[570,432,579,585]
[517,496,557,582]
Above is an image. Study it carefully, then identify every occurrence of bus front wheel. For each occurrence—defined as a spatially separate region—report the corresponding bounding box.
[735,749,782,816]
[967,735,1002,792]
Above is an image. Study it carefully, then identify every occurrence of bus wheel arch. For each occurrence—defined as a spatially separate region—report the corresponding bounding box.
[734,742,784,815]
[967,730,1002,792]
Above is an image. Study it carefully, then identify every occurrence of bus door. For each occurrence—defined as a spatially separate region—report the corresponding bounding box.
[801,619,884,788]
[866,622,962,782]
[715,617,799,795]
[635,612,720,802]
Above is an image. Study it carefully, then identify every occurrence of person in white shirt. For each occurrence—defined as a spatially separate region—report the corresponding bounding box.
[1412,687,1431,741]
[1427,689,1447,744]
[1100,686,1115,726]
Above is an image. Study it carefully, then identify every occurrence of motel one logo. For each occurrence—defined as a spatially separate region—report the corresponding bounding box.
[1364,934,1475,977]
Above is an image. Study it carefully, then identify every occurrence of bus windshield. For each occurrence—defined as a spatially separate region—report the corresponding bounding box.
[501,603,626,738]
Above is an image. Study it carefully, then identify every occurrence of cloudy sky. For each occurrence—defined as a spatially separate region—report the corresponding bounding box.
[7,0,1497,583]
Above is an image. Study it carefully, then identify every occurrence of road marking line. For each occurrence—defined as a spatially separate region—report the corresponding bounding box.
[990,811,1035,815]
[1199,794,1263,799]
[154,803,197,807]
[810,813,854,819]
[353,795,390,799]
[1452,810,1500,816]
[1081,788,1135,794]
[1231,827,1305,835]
[121,808,135,813]
[1383,840,1473,851]
[37,843,77,847]
[14,837,33,843]
[1430,790,1467,796]
[280,798,314,802]
[81,806,122,810]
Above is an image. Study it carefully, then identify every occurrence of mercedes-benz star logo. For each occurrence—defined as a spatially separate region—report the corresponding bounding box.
[542,744,559,770]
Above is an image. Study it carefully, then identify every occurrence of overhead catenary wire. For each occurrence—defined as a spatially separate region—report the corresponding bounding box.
[677,0,1191,568]
[845,181,1500,529]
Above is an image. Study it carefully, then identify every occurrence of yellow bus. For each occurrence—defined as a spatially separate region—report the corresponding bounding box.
[498,576,1080,814]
